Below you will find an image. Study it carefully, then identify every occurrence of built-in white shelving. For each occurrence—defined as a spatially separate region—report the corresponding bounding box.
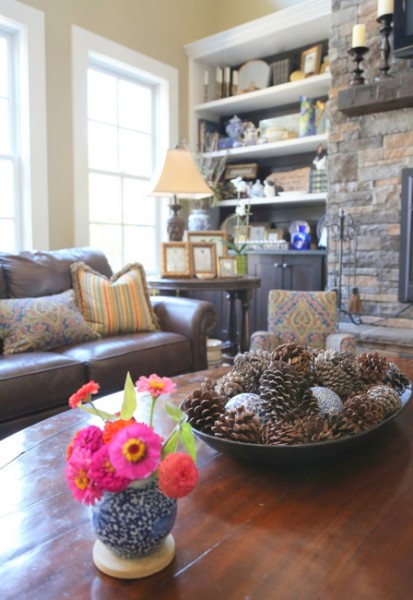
[218,193,327,208]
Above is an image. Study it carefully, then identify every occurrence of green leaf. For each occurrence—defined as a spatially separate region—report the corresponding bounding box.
[165,402,185,422]
[179,422,197,462]
[162,430,179,458]
[119,372,137,420]
[78,404,116,421]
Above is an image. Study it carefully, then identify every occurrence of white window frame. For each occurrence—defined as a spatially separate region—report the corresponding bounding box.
[0,0,48,250]
[72,26,178,270]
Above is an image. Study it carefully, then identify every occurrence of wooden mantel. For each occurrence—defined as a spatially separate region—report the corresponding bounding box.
[338,71,413,116]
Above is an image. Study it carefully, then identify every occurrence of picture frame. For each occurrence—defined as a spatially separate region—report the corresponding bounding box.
[266,228,284,242]
[186,230,228,259]
[300,44,322,77]
[224,163,258,180]
[189,242,217,279]
[161,242,190,278]
[249,223,269,241]
[218,256,238,278]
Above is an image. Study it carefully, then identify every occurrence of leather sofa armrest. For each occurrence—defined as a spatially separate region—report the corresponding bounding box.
[151,296,217,371]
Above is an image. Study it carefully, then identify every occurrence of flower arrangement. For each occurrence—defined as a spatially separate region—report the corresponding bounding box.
[65,373,198,505]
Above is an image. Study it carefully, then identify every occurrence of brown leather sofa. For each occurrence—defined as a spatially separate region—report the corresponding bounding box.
[0,247,216,438]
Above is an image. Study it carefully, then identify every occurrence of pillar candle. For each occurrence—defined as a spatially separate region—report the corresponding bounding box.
[216,67,222,83]
[232,70,238,85]
[204,70,209,85]
[224,67,231,83]
[352,23,366,48]
[378,0,394,17]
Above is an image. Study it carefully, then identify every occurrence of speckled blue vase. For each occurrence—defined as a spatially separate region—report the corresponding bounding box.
[91,478,177,559]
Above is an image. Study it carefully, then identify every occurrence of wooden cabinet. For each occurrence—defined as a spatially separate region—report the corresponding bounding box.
[247,251,325,332]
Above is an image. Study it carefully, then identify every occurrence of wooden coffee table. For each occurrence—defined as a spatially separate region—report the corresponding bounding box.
[1,365,413,599]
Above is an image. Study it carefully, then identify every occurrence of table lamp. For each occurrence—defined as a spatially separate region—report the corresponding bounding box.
[150,148,213,241]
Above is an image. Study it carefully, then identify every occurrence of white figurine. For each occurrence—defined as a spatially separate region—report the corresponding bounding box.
[231,176,249,198]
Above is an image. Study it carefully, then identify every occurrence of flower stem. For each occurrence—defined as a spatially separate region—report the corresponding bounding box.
[148,395,157,428]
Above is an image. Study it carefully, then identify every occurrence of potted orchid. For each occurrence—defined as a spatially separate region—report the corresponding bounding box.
[65,373,198,577]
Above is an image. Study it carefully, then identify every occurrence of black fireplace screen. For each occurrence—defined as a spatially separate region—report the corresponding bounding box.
[399,168,413,302]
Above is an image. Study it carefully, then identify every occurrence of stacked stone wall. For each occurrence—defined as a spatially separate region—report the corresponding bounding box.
[329,0,413,324]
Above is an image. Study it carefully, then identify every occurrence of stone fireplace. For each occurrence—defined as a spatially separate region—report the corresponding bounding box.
[328,0,413,328]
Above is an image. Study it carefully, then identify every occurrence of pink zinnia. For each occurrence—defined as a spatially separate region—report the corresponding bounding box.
[89,445,131,493]
[66,425,104,461]
[69,380,100,408]
[108,423,162,480]
[65,448,103,505]
[136,374,176,398]
[158,453,199,498]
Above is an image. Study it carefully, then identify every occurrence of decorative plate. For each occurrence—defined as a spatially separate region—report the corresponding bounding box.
[193,386,412,465]
[238,60,270,93]
[316,214,327,240]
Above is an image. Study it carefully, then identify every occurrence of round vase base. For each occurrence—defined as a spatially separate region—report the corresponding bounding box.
[93,534,175,579]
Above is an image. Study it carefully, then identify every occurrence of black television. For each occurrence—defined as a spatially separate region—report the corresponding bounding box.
[394,0,413,58]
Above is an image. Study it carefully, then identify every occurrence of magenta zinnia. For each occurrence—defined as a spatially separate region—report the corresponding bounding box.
[89,445,130,493]
[108,423,163,480]
[136,374,177,398]
[65,448,103,505]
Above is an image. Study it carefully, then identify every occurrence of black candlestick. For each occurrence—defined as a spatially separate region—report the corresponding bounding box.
[348,46,369,85]
[376,13,393,79]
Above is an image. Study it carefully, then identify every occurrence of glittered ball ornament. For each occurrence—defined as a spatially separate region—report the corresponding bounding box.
[310,386,343,416]
[225,393,261,413]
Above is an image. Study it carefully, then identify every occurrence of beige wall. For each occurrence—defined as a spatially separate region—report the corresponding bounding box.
[17,0,295,249]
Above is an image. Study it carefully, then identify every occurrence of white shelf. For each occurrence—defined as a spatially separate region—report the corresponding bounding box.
[184,0,331,67]
[195,73,331,117]
[218,193,327,208]
[203,134,327,160]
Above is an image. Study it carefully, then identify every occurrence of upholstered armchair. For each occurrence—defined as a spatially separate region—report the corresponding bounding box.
[250,289,356,353]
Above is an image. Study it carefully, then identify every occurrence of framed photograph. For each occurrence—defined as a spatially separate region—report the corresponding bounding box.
[300,44,322,76]
[161,242,190,277]
[266,228,284,242]
[249,223,269,241]
[186,230,228,259]
[189,242,217,278]
[224,163,258,180]
[218,256,238,278]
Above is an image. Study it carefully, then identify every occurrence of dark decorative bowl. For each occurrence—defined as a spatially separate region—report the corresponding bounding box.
[192,385,412,465]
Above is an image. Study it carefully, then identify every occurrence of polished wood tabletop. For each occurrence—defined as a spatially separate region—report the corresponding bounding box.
[1,364,413,600]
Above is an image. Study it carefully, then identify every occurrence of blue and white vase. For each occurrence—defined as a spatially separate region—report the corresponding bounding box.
[188,208,211,231]
[92,477,177,560]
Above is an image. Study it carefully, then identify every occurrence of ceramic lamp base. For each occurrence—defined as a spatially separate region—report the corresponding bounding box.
[93,534,175,579]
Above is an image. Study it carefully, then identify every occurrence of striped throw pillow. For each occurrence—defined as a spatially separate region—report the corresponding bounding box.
[71,262,159,336]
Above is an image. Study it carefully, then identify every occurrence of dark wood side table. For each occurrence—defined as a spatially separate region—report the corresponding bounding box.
[148,276,260,355]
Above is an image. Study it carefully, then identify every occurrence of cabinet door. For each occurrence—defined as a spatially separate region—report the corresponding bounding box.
[248,254,283,333]
[282,255,324,291]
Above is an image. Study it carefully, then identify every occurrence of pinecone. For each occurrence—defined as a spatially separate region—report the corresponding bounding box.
[382,363,410,395]
[261,414,341,445]
[356,352,389,385]
[182,388,225,434]
[258,361,302,421]
[214,370,247,400]
[342,393,386,432]
[311,361,355,400]
[212,406,261,443]
[366,385,402,417]
[270,343,314,379]
[232,350,272,394]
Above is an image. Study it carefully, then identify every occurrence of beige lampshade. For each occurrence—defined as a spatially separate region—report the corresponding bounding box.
[151,148,213,199]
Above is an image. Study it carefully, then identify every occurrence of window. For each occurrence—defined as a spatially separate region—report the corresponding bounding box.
[0,0,48,251]
[72,27,178,274]
[87,65,157,272]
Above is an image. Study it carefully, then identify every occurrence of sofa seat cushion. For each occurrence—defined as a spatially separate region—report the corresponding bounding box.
[0,289,99,355]
[57,331,192,395]
[0,352,86,422]
[71,262,159,336]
